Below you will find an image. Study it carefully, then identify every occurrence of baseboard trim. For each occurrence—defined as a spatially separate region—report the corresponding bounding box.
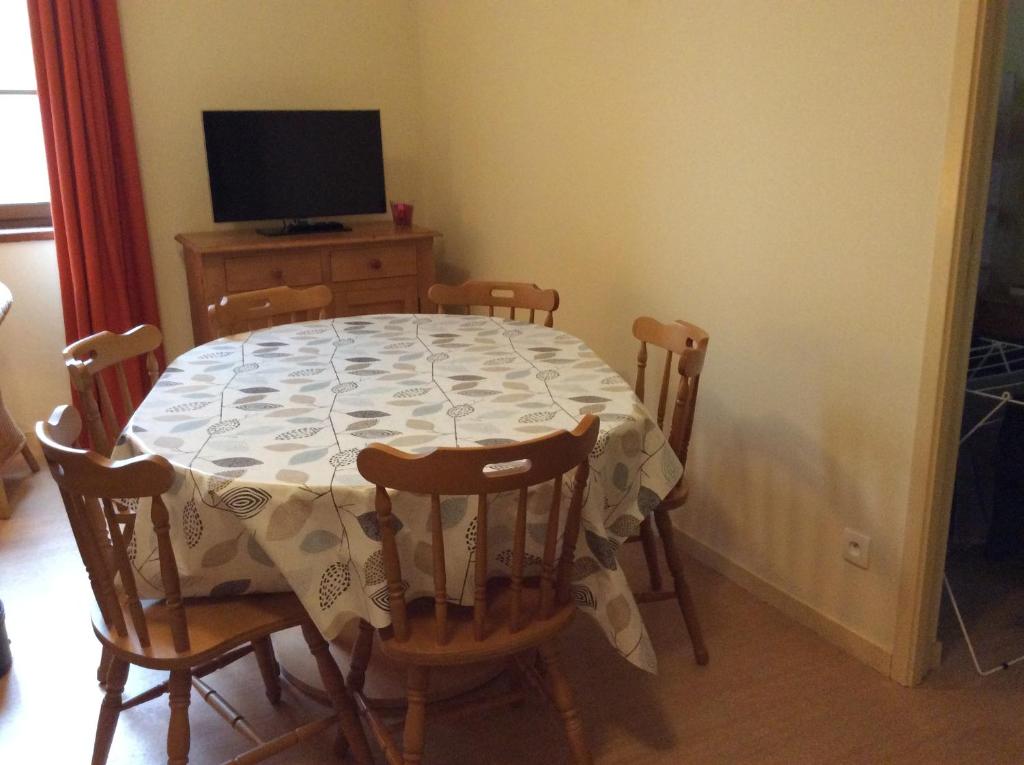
[678,532,893,677]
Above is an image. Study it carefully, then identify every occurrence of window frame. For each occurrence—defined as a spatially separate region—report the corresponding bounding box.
[0,200,51,229]
[0,86,53,240]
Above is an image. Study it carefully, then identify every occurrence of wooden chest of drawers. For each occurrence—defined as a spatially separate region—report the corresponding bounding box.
[177,223,439,344]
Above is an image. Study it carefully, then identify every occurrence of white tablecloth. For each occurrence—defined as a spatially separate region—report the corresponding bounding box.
[119,314,683,672]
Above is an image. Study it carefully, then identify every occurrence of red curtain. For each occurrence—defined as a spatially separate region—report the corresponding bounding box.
[27,0,162,399]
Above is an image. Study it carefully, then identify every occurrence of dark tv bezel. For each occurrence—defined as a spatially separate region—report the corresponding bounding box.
[201,109,386,224]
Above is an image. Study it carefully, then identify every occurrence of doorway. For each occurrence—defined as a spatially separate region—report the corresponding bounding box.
[937,0,1024,680]
[891,0,1008,687]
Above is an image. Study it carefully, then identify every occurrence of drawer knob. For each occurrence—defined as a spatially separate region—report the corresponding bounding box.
[271,268,284,280]
[369,258,383,270]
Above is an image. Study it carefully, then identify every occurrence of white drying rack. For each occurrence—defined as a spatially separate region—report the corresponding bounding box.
[945,336,1024,676]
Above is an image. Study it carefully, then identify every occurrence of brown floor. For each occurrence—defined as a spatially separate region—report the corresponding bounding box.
[2,454,1024,764]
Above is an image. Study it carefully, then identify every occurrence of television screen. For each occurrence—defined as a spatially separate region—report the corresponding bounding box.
[202,110,386,223]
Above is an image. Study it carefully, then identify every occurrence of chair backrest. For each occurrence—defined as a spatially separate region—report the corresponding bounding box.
[632,316,709,472]
[36,405,189,652]
[64,324,163,457]
[208,284,333,338]
[428,280,560,327]
[357,415,599,646]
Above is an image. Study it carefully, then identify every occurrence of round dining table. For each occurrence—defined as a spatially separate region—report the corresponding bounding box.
[118,313,683,681]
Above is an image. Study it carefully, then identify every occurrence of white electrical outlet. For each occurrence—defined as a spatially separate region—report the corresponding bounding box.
[842,528,871,569]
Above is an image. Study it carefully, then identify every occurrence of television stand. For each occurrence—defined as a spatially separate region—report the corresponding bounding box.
[177,222,440,344]
[257,220,351,237]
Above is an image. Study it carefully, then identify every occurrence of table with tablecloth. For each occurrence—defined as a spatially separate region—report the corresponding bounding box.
[117,313,683,672]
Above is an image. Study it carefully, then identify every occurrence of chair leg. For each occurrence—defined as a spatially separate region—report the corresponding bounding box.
[252,636,282,704]
[300,622,373,765]
[638,516,663,591]
[403,665,430,765]
[341,620,375,759]
[347,618,375,694]
[537,642,592,765]
[653,507,709,665]
[97,646,113,689]
[0,444,40,520]
[21,443,39,473]
[167,669,191,765]
[91,658,129,765]
[507,656,526,707]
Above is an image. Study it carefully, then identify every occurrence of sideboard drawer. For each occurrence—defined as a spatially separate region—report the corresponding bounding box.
[332,276,419,316]
[330,246,417,283]
[224,251,324,292]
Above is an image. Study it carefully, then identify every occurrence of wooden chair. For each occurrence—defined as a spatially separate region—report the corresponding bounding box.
[427,280,560,327]
[629,316,710,665]
[0,281,40,519]
[37,405,372,765]
[354,415,599,765]
[64,326,165,689]
[64,324,163,458]
[208,285,333,338]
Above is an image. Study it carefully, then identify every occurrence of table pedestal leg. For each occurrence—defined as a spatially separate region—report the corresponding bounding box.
[274,621,503,709]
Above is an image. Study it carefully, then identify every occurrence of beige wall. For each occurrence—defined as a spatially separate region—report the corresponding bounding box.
[9,0,964,663]
[0,241,68,427]
[117,0,424,359]
[413,0,962,655]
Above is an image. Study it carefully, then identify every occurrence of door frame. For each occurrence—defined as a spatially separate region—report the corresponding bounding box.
[891,0,1007,687]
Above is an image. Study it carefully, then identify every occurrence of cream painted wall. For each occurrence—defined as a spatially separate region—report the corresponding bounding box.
[0,241,68,427]
[116,0,423,359]
[104,0,966,660]
[412,1,962,654]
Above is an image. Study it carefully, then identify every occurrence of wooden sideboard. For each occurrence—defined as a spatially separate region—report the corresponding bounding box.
[177,222,440,344]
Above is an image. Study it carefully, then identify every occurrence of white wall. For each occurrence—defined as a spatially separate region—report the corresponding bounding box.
[117,0,424,359]
[412,0,962,655]
[0,241,68,428]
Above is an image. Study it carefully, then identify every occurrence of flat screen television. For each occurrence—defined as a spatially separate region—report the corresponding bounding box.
[202,110,386,235]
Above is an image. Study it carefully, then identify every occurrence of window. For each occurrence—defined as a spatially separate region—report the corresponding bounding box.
[0,2,52,232]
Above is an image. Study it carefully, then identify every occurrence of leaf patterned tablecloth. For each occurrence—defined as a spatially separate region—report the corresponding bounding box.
[117,314,683,672]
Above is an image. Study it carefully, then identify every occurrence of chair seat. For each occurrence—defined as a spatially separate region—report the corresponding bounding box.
[93,592,309,670]
[379,582,576,667]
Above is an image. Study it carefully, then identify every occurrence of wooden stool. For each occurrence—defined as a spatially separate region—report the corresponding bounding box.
[0,281,40,520]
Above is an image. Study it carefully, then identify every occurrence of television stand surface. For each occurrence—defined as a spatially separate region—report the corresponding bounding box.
[258,220,351,237]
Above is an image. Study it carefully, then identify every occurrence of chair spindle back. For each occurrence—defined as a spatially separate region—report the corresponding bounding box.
[208,285,333,338]
[64,324,163,457]
[37,405,189,653]
[633,317,709,472]
[428,280,560,327]
[358,415,599,645]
